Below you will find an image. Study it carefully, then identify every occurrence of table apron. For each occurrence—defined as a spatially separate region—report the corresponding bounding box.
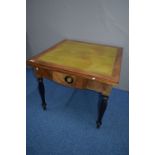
[34,67,112,96]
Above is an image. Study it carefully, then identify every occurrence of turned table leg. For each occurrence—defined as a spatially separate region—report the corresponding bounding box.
[38,78,47,110]
[96,93,109,128]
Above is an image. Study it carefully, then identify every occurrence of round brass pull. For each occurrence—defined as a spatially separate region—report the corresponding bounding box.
[64,76,74,84]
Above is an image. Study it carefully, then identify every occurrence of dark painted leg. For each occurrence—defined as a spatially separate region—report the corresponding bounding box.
[96,93,109,128]
[38,78,47,110]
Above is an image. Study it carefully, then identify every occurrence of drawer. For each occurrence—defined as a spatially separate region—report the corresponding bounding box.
[34,68,112,96]
[52,71,85,88]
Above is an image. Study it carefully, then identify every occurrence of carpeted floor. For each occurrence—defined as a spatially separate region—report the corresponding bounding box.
[26,69,129,155]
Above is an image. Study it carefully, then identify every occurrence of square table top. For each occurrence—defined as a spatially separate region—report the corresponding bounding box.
[27,40,123,85]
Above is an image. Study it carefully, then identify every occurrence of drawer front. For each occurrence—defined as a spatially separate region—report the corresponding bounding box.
[52,72,112,95]
[34,68,112,96]
[52,71,84,88]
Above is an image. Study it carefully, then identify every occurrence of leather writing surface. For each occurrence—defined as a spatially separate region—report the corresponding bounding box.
[38,40,118,76]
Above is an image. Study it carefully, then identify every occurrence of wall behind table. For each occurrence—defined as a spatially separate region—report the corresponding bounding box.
[26,0,129,90]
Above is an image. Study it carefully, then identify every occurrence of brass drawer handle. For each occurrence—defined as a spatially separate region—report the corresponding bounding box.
[64,76,74,84]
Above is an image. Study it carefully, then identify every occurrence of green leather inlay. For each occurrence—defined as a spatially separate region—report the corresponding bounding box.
[38,40,118,76]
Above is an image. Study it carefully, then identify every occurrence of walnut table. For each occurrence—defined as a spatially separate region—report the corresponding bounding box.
[27,40,123,128]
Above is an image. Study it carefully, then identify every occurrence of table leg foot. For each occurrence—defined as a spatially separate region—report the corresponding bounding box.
[96,93,109,128]
[38,78,47,110]
[96,121,102,128]
[42,103,47,110]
